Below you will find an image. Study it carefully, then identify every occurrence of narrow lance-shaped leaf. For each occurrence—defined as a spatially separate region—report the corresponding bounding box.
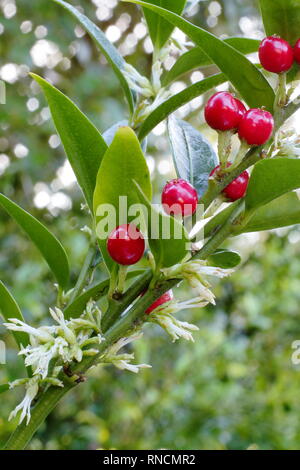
[164,37,261,85]
[259,0,300,44]
[93,127,152,271]
[0,281,29,349]
[245,158,300,211]
[126,0,275,111]
[204,192,300,238]
[167,116,218,198]
[0,194,69,289]
[32,74,107,211]
[134,182,190,269]
[239,192,300,233]
[138,73,226,140]
[142,0,187,50]
[53,0,135,113]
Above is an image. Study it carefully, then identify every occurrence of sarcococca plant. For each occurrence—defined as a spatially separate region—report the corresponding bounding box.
[1,0,300,450]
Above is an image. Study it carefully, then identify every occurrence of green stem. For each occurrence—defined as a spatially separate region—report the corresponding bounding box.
[3,199,244,450]
[68,245,95,305]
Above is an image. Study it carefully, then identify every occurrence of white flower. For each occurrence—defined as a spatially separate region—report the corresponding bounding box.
[4,318,53,343]
[149,312,199,343]
[9,376,63,426]
[101,332,151,374]
[123,63,153,98]
[163,260,234,306]
[9,376,39,425]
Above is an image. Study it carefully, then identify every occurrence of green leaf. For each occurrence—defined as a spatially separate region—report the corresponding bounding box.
[0,384,9,394]
[53,0,135,113]
[93,127,152,271]
[127,0,275,111]
[0,194,69,289]
[164,37,260,85]
[134,182,190,269]
[32,74,107,211]
[142,0,187,49]
[208,249,241,269]
[246,158,300,211]
[238,192,300,233]
[138,73,226,140]
[204,192,300,238]
[0,281,28,349]
[167,116,218,198]
[259,0,300,44]
[64,269,145,319]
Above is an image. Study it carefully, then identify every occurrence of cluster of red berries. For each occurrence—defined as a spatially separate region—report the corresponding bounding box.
[204,91,274,146]
[259,36,300,74]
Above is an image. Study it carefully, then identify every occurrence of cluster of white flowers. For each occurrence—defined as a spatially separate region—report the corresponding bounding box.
[4,301,149,425]
[145,260,234,341]
[99,332,151,374]
[274,129,300,157]
[163,259,235,306]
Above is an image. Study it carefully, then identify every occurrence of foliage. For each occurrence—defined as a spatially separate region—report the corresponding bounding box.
[1,0,300,451]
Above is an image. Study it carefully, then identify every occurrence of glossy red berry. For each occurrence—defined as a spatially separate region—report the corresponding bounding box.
[107,223,145,265]
[210,164,249,202]
[162,179,198,216]
[259,36,294,73]
[204,92,242,131]
[294,39,300,65]
[238,108,274,146]
[235,98,247,120]
[146,290,174,314]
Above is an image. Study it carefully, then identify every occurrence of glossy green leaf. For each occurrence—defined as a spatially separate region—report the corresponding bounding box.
[259,0,300,44]
[53,0,135,113]
[239,192,300,233]
[138,73,226,140]
[0,384,9,394]
[127,0,275,111]
[246,158,300,211]
[93,127,152,271]
[164,37,260,85]
[32,74,107,211]
[204,192,300,239]
[134,182,190,269]
[208,249,241,269]
[0,281,28,349]
[64,269,145,319]
[142,0,187,49]
[167,116,218,198]
[0,194,69,289]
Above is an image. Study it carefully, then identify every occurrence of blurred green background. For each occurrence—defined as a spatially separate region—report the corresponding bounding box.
[1,0,300,450]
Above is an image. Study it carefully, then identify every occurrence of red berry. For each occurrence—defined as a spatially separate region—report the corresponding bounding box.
[210,164,249,202]
[294,39,300,65]
[162,179,198,216]
[107,223,145,265]
[238,108,274,146]
[146,290,173,314]
[204,92,242,131]
[259,36,294,73]
[235,98,247,120]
